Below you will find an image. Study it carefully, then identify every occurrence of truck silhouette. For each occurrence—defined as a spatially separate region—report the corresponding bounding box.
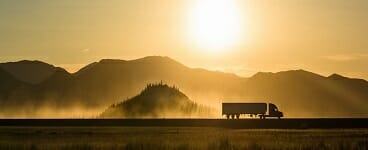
[222,103,283,119]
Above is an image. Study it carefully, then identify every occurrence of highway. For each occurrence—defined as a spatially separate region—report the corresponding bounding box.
[0,118,367,129]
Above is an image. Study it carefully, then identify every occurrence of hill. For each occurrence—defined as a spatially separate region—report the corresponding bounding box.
[243,70,368,117]
[0,60,63,84]
[0,68,27,100]
[100,83,215,118]
[0,56,367,118]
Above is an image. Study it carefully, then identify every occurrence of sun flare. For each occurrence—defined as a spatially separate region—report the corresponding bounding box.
[189,0,242,52]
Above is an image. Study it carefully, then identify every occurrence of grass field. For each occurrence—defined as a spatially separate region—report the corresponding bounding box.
[0,127,366,150]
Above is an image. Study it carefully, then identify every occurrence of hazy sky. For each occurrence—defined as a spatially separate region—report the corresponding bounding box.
[0,0,367,79]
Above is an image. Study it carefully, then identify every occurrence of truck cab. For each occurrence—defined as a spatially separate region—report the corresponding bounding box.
[265,103,283,119]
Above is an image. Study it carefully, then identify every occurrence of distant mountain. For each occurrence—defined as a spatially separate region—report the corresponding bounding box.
[0,60,64,84]
[70,56,244,107]
[100,83,215,118]
[0,56,244,117]
[244,70,368,117]
[0,68,26,99]
[0,56,367,118]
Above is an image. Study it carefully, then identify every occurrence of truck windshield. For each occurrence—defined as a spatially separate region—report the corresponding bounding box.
[270,104,279,112]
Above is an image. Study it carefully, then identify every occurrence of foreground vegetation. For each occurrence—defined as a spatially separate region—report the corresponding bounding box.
[0,127,366,150]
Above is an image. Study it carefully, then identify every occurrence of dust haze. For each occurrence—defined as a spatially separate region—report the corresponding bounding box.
[0,99,103,118]
[99,83,218,118]
[0,57,367,118]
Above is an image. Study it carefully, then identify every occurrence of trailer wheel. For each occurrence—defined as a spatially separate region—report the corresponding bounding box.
[226,114,229,119]
[236,114,240,119]
[231,114,234,119]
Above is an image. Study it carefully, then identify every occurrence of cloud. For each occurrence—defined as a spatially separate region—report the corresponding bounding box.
[82,48,90,53]
[358,54,368,57]
[322,53,368,62]
[322,53,368,61]
[322,54,359,62]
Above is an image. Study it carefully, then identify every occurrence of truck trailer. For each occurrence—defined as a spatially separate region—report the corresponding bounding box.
[222,103,283,119]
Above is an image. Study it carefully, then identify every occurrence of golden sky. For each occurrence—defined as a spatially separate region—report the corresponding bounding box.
[0,0,367,79]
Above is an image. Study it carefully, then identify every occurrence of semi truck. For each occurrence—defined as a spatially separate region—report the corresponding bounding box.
[222,103,283,119]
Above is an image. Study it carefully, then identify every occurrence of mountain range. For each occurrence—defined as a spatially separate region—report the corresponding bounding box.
[0,56,367,118]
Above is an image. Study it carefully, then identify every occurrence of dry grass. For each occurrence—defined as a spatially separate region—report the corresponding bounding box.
[0,127,366,150]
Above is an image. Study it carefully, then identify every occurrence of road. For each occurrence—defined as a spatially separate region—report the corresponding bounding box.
[0,118,367,129]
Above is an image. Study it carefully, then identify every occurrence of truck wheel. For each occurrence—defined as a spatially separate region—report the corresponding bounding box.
[236,114,240,119]
[231,115,234,119]
[226,115,229,119]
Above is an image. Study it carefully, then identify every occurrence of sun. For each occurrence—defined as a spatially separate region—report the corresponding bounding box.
[188,0,242,52]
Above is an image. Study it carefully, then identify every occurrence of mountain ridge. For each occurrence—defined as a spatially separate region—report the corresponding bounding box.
[1,57,365,83]
[0,56,367,118]
[0,60,65,84]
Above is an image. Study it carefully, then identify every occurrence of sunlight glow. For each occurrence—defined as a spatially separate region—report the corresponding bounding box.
[189,0,242,52]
